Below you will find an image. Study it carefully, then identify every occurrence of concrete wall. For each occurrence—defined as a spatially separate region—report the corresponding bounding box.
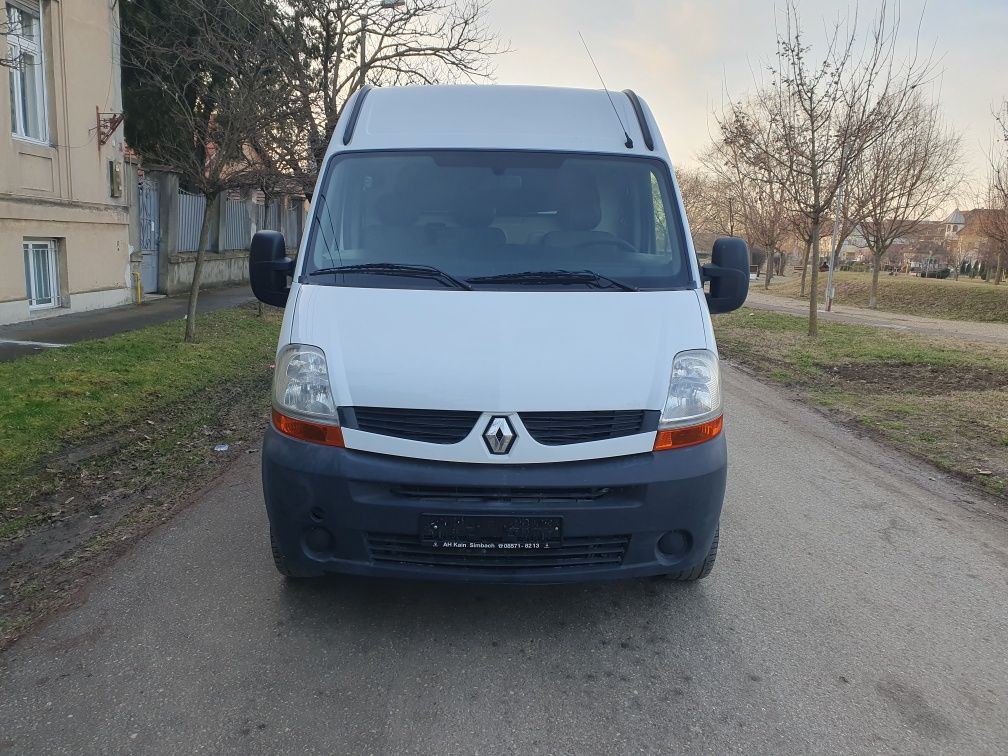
[0,0,131,325]
[164,250,249,296]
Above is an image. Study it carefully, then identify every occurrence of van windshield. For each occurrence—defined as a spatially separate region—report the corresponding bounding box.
[303,150,693,291]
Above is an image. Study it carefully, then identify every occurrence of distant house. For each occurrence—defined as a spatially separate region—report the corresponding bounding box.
[943,209,966,239]
[1,0,130,325]
[898,220,948,270]
[818,221,871,264]
[956,209,998,266]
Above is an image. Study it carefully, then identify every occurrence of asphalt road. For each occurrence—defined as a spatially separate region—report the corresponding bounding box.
[1,368,1006,754]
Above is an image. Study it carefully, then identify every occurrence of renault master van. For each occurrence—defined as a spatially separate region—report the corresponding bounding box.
[249,85,749,583]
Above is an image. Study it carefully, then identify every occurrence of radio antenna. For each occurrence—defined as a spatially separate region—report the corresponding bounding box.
[578,32,633,149]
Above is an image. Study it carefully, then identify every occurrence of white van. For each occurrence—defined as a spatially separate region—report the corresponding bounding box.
[250,85,749,583]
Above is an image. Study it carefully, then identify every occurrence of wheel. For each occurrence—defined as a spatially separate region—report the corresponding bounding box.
[664,526,719,582]
[270,529,323,579]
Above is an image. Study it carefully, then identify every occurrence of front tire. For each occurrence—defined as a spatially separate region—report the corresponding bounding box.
[270,529,323,579]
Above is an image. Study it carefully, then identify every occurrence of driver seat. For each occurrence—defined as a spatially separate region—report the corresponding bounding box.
[541,172,616,248]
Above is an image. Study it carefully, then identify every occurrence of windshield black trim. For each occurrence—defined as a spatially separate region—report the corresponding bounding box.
[300,149,697,290]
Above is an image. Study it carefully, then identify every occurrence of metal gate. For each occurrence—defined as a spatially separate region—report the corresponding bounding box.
[138,176,160,293]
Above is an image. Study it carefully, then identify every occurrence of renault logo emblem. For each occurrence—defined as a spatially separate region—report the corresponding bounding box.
[483,416,516,455]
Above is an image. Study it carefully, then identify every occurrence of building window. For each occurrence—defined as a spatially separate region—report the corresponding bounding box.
[23,239,59,309]
[6,1,47,142]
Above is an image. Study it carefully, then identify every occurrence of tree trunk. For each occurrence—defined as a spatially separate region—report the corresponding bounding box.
[869,250,883,309]
[799,239,811,297]
[808,223,820,337]
[764,250,774,289]
[184,192,221,343]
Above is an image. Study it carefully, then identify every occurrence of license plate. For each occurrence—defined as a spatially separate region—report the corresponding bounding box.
[420,515,562,550]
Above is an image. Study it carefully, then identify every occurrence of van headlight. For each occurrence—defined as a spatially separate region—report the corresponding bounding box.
[273,344,337,420]
[659,349,722,429]
[654,350,723,450]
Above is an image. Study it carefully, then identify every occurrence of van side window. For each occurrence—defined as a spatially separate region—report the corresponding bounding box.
[651,173,672,254]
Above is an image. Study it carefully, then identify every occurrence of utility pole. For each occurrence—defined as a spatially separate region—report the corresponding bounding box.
[825,181,845,312]
[359,0,406,89]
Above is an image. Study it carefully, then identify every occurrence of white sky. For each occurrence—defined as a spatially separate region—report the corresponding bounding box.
[485,0,1007,203]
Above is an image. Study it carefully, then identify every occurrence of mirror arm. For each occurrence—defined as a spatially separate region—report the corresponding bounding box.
[267,257,296,275]
[701,263,748,287]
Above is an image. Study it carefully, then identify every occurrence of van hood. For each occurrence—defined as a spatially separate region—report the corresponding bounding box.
[289,285,709,413]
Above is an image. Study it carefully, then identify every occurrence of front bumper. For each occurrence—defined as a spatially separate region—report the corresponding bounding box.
[262,427,727,583]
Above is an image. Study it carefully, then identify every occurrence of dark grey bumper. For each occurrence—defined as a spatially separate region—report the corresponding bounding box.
[261,426,727,583]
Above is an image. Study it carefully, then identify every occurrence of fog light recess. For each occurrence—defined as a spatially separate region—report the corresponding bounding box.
[304,527,334,554]
[657,529,692,559]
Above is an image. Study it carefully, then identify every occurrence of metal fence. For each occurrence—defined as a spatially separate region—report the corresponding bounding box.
[176,191,303,253]
[221,197,251,251]
[177,191,207,252]
[255,199,281,232]
[285,202,304,247]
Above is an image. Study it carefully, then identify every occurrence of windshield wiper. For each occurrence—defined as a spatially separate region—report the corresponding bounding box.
[310,263,472,291]
[466,270,638,292]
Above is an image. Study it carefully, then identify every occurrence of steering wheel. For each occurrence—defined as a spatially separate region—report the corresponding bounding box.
[574,238,638,254]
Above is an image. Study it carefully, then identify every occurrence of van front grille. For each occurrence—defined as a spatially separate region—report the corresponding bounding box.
[339,408,658,446]
[519,410,657,445]
[367,533,630,570]
[340,407,479,444]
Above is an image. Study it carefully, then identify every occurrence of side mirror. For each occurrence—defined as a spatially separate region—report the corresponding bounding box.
[250,231,294,308]
[702,237,750,314]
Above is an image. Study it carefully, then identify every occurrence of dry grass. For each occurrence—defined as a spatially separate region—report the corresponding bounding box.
[714,309,1008,499]
[0,306,282,498]
[765,270,1008,323]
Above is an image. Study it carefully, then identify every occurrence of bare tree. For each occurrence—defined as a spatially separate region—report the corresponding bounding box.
[675,166,718,237]
[786,212,815,295]
[852,94,961,307]
[977,100,1008,285]
[977,193,1008,286]
[703,138,790,289]
[717,1,930,336]
[675,165,742,258]
[254,0,505,196]
[122,0,283,341]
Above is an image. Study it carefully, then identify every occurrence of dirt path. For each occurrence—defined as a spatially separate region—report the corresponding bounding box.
[0,372,273,649]
[745,289,1008,345]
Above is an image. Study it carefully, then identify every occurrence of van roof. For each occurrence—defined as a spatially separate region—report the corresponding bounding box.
[333,85,663,157]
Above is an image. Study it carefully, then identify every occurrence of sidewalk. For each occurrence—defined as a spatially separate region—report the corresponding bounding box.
[0,286,256,362]
[744,289,1008,346]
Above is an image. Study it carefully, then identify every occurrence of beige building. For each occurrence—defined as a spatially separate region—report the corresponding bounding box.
[1,0,131,325]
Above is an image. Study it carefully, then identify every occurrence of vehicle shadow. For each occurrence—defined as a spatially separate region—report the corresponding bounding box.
[272,572,725,653]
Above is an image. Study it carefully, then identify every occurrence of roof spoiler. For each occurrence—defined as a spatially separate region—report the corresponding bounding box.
[622,90,655,152]
[342,85,373,146]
